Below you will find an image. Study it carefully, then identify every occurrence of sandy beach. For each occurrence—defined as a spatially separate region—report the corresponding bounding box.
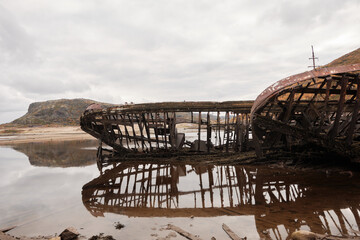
[0,126,96,145]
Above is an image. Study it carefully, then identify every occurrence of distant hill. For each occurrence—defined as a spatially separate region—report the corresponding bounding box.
[325,48,360,68]
[11,98,114,126]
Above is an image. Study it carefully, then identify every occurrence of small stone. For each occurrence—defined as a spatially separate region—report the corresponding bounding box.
[151,227,156,231]
[211,237,216,240]
[167,232,176,238]
[59,227,79,240]
[190,215,194,219]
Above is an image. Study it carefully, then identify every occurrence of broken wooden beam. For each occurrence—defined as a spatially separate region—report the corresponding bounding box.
[222,224,243,240]
[167,224,203,240]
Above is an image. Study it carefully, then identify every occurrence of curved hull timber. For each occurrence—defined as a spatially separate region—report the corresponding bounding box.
[251,64,360,158]
[80,101,254,154]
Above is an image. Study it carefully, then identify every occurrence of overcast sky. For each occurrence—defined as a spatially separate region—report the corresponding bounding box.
[0,0,360,123]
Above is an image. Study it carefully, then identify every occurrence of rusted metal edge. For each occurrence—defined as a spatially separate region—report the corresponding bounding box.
[83,100,254,116]
[251,63,360,115]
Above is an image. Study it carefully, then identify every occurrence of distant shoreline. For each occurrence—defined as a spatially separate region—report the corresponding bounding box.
[0,126,96,145]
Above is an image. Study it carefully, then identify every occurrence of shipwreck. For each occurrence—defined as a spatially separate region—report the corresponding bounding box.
[80,63,360,160]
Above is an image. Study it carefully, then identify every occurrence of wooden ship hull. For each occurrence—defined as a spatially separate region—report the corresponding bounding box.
[251,63,360,159]
[80,101,254,155]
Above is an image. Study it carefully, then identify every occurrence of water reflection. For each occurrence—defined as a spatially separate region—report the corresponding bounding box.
[11,140,98,167]
[82,162,360,239]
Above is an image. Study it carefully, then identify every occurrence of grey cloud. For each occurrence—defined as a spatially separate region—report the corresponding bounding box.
[0,0,359,123]
[260,0,344,26]
[0,4,36,64]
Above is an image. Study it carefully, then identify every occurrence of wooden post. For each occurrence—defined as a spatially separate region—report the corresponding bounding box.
[330,75,349,140]
[170,112,176,149]
[163,112,168,150]
[114,115,124,147]
[206,111,211,153]
[217,111,221,147]
[198,111,201,151]
[152,113,160,149]
[128,114,140,149]
[226,111,230,153]
[120,115,130,149]
[235,113,240,152]
[144,113,153,151]
[136,114,147,151]
[134,114,145,151]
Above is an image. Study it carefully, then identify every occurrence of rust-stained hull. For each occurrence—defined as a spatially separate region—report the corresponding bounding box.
[251,64,360,158]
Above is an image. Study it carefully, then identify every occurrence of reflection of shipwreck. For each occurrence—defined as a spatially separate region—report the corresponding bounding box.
[82,162,360,239]
[81,64,360,159]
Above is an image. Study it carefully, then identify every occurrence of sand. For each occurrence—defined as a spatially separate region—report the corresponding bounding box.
[0,126,96,145]
[0,123,201,146]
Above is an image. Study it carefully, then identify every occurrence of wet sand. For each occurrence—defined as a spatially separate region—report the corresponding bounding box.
[0,123,201,145]
[0,126,95,145]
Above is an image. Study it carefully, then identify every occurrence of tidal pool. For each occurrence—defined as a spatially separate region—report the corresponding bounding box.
[1,140,360,239]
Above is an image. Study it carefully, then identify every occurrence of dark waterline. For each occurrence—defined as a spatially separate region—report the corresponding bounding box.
[1,140,360,239]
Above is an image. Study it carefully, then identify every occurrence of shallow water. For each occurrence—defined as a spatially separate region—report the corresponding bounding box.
[1,140,360,240]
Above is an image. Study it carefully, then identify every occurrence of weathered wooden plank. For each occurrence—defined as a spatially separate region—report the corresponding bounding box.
[222,223,243,240]
[207,112,211,153]
[234,113,240,152]
[198,111,201,151]
[217,111,221,146]
[170,112,176,150]
[0,226,16,233]
[168,224,203,240]
[163,112,168,150]
[226,111,230,153]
